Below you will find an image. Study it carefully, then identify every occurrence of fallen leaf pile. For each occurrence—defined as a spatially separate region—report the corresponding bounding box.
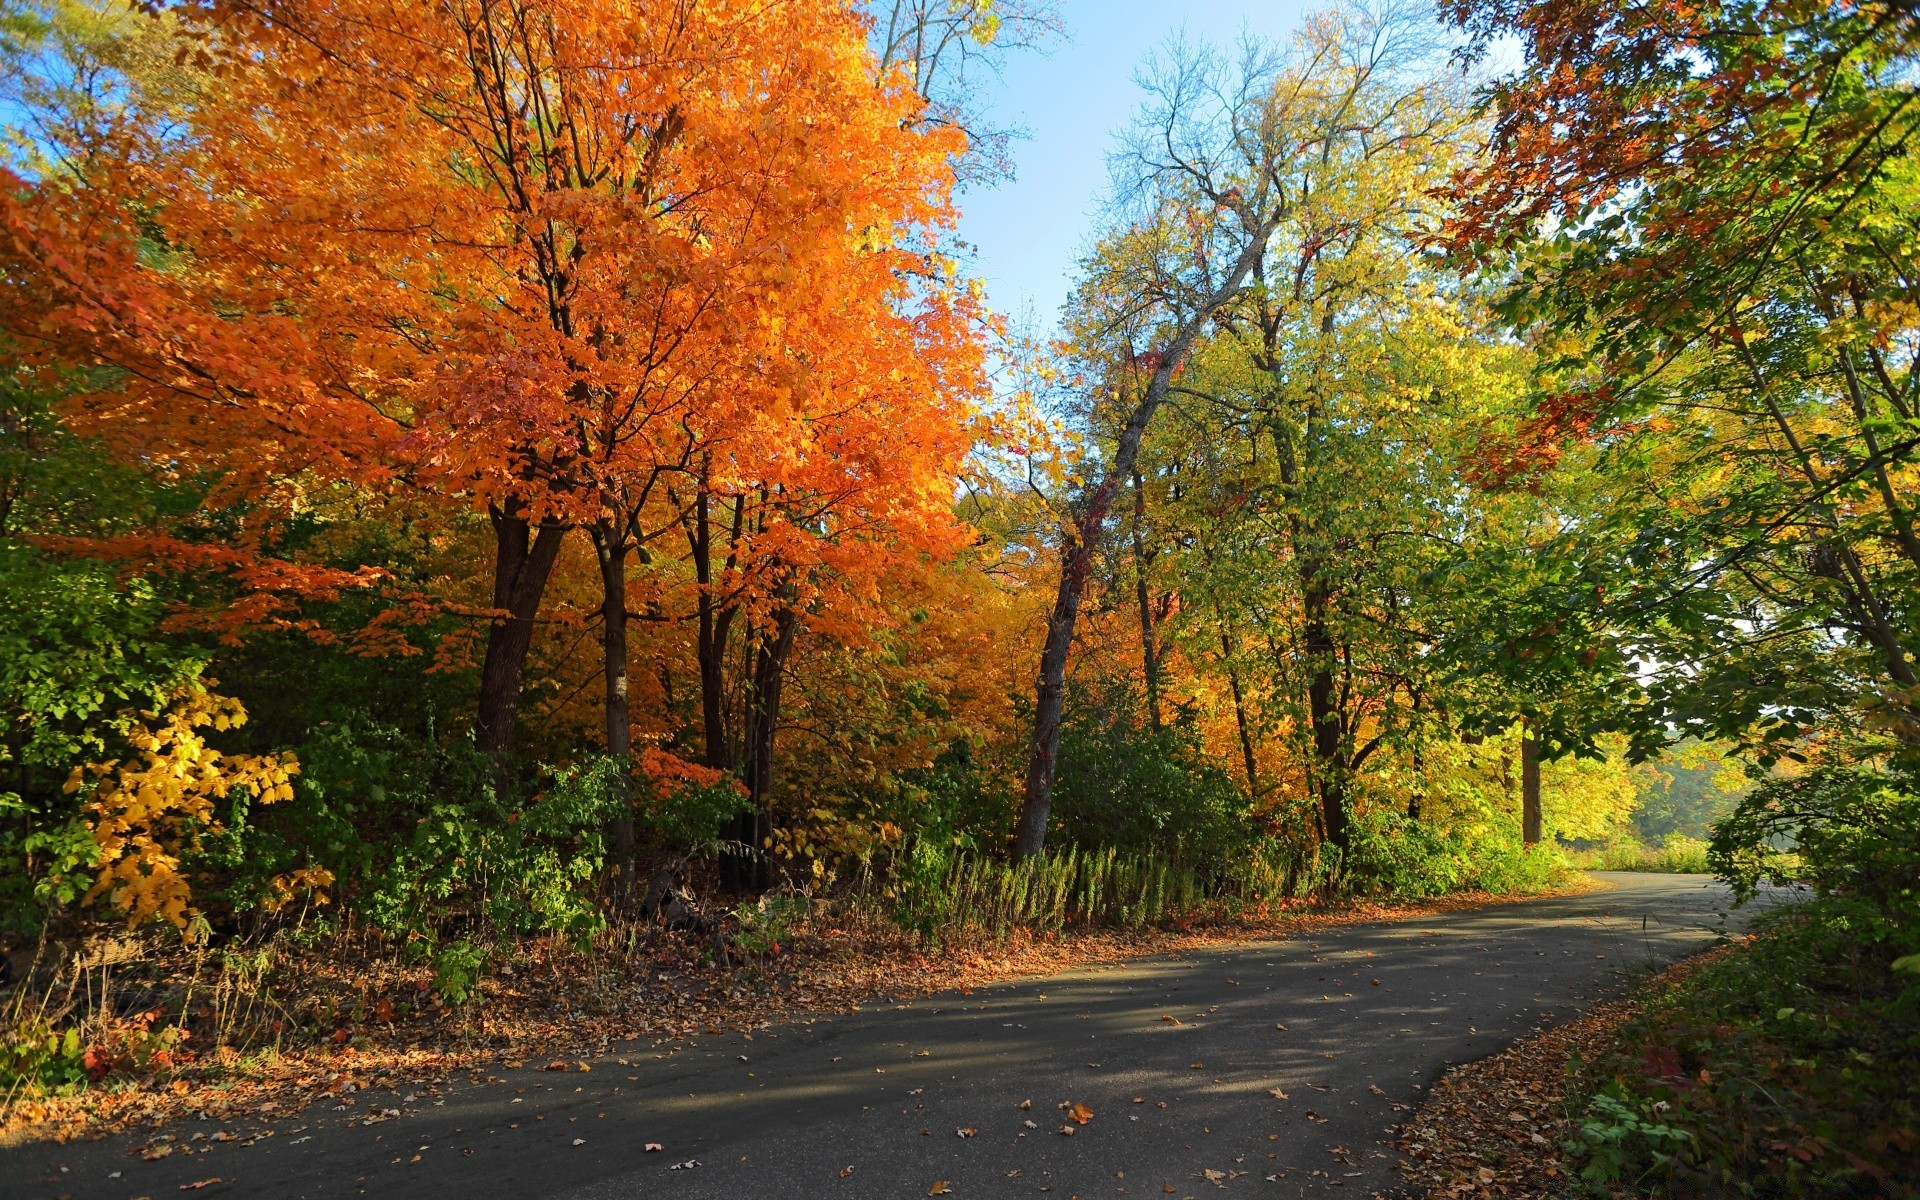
[3,881,1598,1146]
[1394,946,1731,1199]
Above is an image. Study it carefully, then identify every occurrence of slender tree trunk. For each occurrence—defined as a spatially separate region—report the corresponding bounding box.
[1219,626,1259,798]
[1013,518,1099,860]
[477,501,567,763]
[1407,741,1423,822]
[1407,693,1426,822]
[689,485,738,773]
[591,516,636,889]
[1130,470,1162,735]
[1303,579,1348,855]
[1521,723,1542,846]
[727,605,797,892]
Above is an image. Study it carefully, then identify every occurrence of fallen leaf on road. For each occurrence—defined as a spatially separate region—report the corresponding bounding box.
[1188,1062,1204,1069]
[1203,1168,1227,1186]
[839,1167,853,1177]
[1058,1125,1076,1136]
[956,1127,977,1138]
[1321,1052,1337,1059]
[1274,1024,1286,1030]
[1268,1088,1289,1100]
[1162,1185,1176,1194]
[1133,1097,1146,1104]
[178,1180,222,1191]
[141,1145,174,1161]
[644,1143,663,1152]
[1368,1084,1385,1095]
[927,1182,952,1196]
[1304,1109,1328,1123]
[1068,1102,1094,1125]
[1161,1015,1181,1024]
[670,1160,699,1170]
[1018,1099,1032,1110]
[1371,979,1381,986]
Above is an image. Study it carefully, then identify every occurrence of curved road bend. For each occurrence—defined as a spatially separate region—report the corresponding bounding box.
[8,873,1759,1200]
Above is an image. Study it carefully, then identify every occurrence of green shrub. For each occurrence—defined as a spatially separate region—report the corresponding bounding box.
[1574,1087,1697,1190]
[1344,810,1465,896]
[1051,703,1253,863]
[1565,766,1920,1196]
[730,893,808,957]
[1457,832,1568,893]
[431,938,487,1006]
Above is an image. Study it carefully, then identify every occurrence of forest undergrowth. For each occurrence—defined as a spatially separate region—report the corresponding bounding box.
[0,868,1587,1145]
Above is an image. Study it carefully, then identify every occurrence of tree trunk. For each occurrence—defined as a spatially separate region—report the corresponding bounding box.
[725,605,797,892]
[476,502,567,764]
[1012,516,1098,860]
[1303,581,1348,855]
[1407,741,1423,822]
[689,484,739,774]
[1131,470,1162,735]
[1521,723,1542,846]
[592,516,636,890]
[1220,626,1259,799]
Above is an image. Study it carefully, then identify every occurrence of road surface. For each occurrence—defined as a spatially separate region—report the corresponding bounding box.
[7,873,1753,1199]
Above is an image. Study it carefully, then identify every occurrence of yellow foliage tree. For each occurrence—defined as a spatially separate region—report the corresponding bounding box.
[65,682,314,930]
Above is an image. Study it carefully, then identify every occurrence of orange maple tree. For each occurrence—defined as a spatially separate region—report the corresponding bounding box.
[0,0,986,769]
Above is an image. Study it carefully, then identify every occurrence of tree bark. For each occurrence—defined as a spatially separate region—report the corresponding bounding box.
[1303,581,1348,855]
[1223,632,1259,799]
[476,501,567,764]
[1012,513,1100,860]
[725,604,797,892]
[1521,723,1542,846]
[591,516,636,889]
[1130,470,1162,735]
[689,483,740,773]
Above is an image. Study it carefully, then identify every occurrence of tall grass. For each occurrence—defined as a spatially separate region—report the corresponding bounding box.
[872,840,1323,941]
[1566,835,1712,874]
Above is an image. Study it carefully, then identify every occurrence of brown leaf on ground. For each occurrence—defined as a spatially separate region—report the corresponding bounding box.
[1394,947,1729,1199]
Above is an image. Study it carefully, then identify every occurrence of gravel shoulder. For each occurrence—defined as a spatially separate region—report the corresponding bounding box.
[5,873,1743,1200]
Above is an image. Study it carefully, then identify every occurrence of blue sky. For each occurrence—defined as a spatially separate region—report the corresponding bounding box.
[953,0,1311,332]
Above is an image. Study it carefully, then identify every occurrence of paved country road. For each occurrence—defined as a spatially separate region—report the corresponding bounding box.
[8,873,1760,1200]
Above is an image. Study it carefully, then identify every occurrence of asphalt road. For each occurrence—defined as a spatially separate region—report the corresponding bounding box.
[7,873,1755,1200]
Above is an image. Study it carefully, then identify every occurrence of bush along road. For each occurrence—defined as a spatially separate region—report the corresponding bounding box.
[6,874,1755,1200]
